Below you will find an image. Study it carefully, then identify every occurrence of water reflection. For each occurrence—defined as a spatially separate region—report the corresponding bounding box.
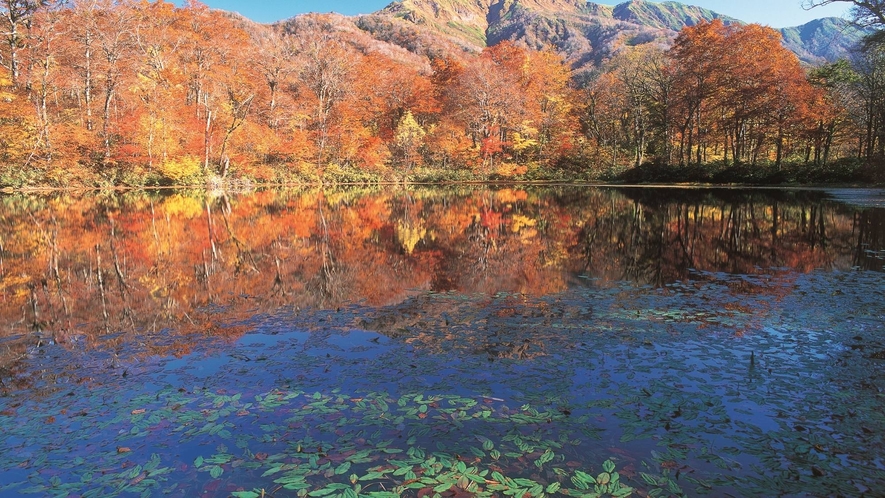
[0,186,882,372]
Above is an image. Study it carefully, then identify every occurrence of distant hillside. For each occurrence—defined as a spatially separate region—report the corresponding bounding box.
[779,17,868,64]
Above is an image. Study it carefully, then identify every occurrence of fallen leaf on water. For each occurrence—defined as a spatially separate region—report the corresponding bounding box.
[117,447,131,454]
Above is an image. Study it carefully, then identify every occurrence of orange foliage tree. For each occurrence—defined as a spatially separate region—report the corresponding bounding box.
[581,20,832,170]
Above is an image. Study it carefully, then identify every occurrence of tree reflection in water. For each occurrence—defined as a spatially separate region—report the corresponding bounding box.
[0,186,882,385]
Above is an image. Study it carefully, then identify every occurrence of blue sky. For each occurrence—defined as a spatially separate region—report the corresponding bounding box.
[197,1,850,28]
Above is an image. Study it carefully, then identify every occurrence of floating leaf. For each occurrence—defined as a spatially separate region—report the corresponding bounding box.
[434,482,454,493]
[464,473,486,484]
[640,473,658,486]
[307,488,335,497]
[574,470,596,485]
[613,485,634,497]
[513,478,538,488]
[209,466,223,479]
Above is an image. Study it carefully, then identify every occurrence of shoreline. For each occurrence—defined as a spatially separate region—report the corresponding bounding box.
[3,179,882,195]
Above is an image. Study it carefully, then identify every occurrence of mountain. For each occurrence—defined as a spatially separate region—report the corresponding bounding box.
[348,0,866,75]
[375,0,740,46]
[779,17,867,65]
[609,0,739,31]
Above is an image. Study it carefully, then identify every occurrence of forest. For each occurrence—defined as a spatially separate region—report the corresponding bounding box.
[0,0,883,188]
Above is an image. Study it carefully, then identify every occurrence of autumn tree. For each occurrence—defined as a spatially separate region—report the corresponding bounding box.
[667,20,728,166]
[717,23,818,167]
[424,54,469,168]
[583,71,630,169]
[807,60,860,164]
[597,45,672,167]
[352,54,438,139]
[393,110,425,171]
[0,70,36,170]
[251,25,297,119]
[520,48,577,163]
[23,3,62,157]
[67,0,137,158]
[128,0,191,170]
[289,19,355,170]
[14,0,864,185]
[176,2,256,174]
[451,43,525,169]
[1,0,51,85]
[668,20,823,167]
[851,46,885,159]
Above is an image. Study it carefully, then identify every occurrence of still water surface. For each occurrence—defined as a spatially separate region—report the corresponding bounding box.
[1,186,884,497]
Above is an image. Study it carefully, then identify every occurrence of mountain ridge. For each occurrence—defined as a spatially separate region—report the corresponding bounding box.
[363,0,865,68]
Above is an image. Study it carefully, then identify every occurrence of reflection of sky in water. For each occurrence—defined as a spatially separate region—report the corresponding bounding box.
[323,330,390,359]
[164,355,231,379]
[825,188,885,208]
[238,331,311,350]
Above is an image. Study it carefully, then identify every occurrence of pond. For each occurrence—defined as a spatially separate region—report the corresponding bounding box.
[1,185,884,498]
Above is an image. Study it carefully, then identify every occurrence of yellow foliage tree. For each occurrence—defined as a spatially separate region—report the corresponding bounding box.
[158,156,202,184]
[394,110,426,171]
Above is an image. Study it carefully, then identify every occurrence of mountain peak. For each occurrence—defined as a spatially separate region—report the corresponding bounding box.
[610,0,740,30]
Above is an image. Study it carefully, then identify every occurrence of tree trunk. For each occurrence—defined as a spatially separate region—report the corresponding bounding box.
[775,124,784,169]
[204,108,212,173]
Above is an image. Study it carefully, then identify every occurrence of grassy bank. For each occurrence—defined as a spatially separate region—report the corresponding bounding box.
[1,158,883,191]
[612,158,885,186]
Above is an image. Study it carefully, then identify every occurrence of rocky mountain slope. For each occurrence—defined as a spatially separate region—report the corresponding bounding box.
[356,0,865,70]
